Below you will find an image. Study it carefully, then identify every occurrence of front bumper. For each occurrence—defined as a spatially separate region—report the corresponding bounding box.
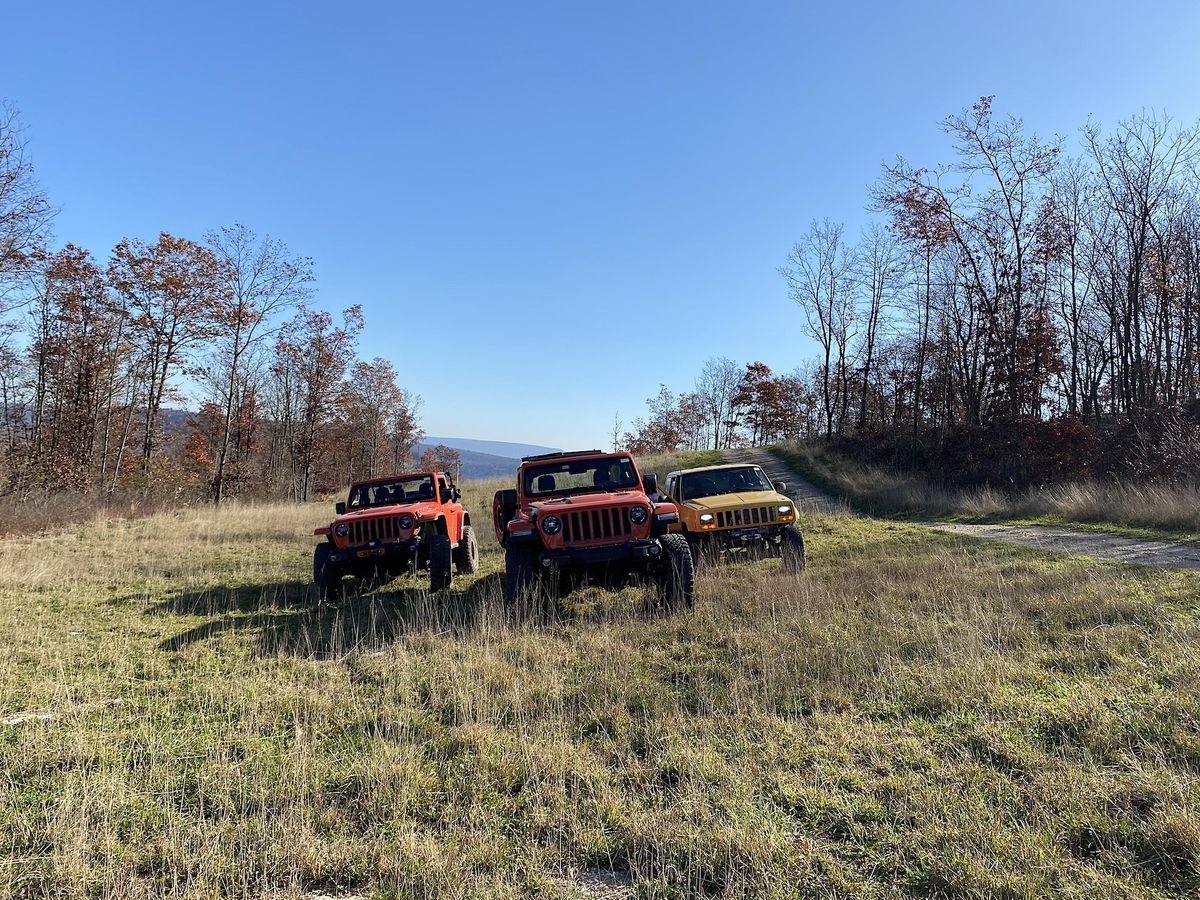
[539,539,663,568]
[327,538,419,569]
[694,524,787,545]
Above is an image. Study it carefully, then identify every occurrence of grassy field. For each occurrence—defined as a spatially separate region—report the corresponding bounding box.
[3,472,1200,897]
[772,441,1200,543]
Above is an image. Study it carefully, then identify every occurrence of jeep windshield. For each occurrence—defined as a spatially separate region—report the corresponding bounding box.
[680,466,773,501]
[348,475,435,509]
[523,456,640,498]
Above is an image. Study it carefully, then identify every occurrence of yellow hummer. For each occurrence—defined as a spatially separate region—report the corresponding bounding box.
[661,463,805,570]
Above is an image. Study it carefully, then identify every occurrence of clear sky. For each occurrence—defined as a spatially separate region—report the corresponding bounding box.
[4,1,1199,448]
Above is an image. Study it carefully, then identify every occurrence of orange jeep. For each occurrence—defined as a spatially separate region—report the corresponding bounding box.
[493,450,693,612]
[313,471,478,599]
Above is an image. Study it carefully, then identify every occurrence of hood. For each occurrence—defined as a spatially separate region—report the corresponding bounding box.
[684,490,791,511]
[527,490,649,513]
[334,501,441,523]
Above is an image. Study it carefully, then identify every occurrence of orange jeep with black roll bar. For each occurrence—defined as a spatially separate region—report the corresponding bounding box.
[312,470,478,599]
[492,450,694,612]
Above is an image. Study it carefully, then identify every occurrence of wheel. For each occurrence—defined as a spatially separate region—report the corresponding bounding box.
[429,534,453,592]
[503,540,538,607]
[781,524,806,573]
[312,542,343,601]
[454,525,479,574]
[657,534,695,610]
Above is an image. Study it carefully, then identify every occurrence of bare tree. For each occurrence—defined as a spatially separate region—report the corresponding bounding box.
[780,220,855,438]
[205,224,313,503]
[0,102,54,305]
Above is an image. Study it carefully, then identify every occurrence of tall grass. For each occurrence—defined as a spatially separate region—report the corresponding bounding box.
[774,440,1200,536]
[2,499,1200,896]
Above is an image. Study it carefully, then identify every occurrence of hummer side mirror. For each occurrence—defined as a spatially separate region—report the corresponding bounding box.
[453,488,462,501]
[774,481,787,493]
[643,473,658,495]
[335,501,346,515]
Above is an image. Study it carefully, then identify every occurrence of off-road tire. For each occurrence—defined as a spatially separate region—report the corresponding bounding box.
[657,533,695,610]
[429,534,453,592]
[781,524,806,573]
[454,525,479,575]
[312,542,342,602]
[503,540,538,608]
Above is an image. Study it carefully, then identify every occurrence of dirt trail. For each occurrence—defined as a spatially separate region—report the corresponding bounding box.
[729,448,1200,572]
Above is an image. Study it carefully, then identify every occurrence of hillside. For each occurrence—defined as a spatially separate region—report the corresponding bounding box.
[3,492,1199,897]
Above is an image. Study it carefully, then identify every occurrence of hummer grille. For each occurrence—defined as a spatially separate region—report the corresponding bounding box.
[560,506,634,546]
[715,505,779,529]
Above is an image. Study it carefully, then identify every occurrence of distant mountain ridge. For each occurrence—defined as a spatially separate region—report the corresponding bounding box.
[420,437,561,460]
[417,437,564,481]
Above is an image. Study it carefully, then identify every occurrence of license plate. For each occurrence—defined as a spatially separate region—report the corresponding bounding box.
[357,548,386,558]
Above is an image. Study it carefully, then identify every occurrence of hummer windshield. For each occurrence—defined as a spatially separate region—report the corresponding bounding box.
[680,466,773,501]
[523,455,640,498]
[348,474,435,509]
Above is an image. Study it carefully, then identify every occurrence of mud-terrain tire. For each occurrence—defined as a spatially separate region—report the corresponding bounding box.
[454,525,479,575]
[313,542,342,602]
[657,533,695,610]
[781,524,806,573]
[429,534,453,592]
[503,540,538,608]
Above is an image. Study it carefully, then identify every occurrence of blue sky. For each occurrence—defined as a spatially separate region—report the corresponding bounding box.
[4,1,1199,448]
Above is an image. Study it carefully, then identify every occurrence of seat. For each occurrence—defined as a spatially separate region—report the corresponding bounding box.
[415,483,434,500]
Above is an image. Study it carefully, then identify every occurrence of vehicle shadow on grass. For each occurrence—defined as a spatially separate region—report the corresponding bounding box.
[157,573,507,657]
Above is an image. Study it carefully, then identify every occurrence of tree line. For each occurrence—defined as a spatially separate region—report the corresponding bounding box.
[625,100,1200,486]
[0,103,423,502]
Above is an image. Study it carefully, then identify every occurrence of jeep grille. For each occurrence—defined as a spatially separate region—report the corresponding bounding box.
[347,516,408,545]
[560,506,633,545]
[715,506,779,529]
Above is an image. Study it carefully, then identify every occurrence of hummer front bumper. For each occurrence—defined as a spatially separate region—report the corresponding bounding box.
[538,539,663,568]
[327,538,419,568]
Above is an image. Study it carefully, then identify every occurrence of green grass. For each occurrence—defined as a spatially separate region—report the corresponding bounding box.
[2,500,1200,897]
[771,442,1200,545]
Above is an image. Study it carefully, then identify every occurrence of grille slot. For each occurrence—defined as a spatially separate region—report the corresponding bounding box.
[559,505,633,545]
[716,506,778,529]
[348,516,406,545]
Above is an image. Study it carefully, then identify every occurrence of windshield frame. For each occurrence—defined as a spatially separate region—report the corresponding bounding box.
[347,474,437,509]
[521,455,641,499]
[680,466,774,501]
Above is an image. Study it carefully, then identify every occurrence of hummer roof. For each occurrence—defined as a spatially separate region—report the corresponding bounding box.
[520,449,606,463]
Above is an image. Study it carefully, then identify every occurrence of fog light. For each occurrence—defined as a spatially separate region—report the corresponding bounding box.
[649,544,661,556]
[542,515,561,535]
[630,506,648,525]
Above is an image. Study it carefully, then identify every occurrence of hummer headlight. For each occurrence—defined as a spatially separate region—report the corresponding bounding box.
[778,504,792,516]
[542,515,561,535]
[398,514,415,529]
[335,523,349,537]
[629,506,648,524]
[699,513,714,524]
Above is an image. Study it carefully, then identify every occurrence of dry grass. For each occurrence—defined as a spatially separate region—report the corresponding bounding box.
[774,441,1200,538]
[2,490,1200,898]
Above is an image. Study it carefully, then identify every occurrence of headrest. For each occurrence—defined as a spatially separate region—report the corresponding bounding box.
[536,474,556,492]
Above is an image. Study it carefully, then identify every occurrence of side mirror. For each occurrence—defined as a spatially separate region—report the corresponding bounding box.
[335,501,346,515]
[453,488,462,501]
[643,473,658,495]
[774,481,787,494]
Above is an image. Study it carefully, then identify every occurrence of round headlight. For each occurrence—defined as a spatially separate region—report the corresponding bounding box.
[778,504,792,516]
[699,513,714,524]
[629,506,648,525]
[335,523,349,537]
[542,515,561,535]
[398,514,415,529]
